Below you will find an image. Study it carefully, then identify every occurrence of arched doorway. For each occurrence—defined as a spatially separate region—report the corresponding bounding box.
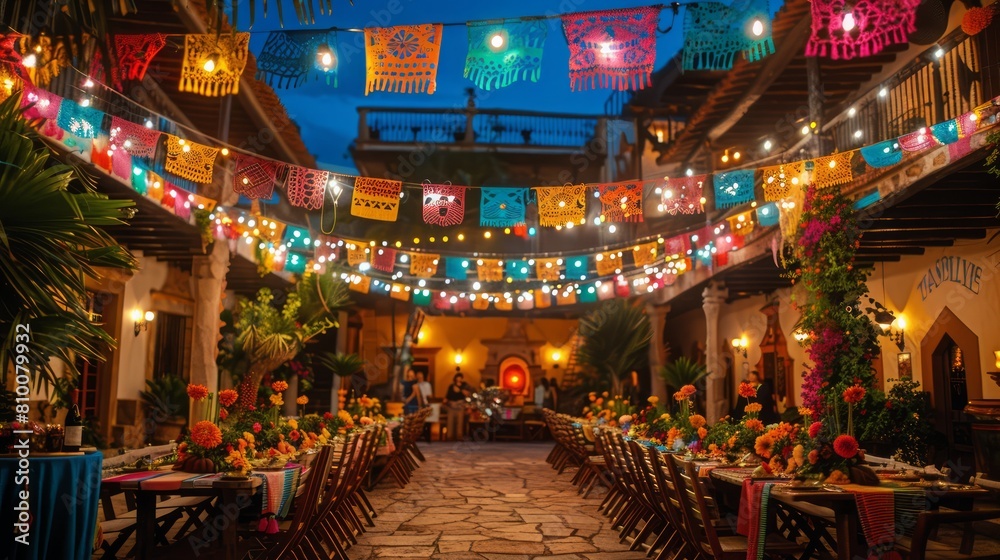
[920,307,982,467]
[498,355,531,396]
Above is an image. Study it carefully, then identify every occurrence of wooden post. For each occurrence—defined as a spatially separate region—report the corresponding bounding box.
[358,109,369,142]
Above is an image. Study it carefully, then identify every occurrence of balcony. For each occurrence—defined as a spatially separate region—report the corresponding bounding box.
[356,107,612,152]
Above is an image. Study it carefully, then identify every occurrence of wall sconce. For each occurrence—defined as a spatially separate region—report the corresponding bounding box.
[994,350,1000,369]
[793,329,810,343]
[131,309,154,336]
[551,350,562,362]
[453,351,464,365]
[865,299,905,350]
[731,336,749,358]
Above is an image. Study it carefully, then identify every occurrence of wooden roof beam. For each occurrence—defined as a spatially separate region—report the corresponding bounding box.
[705,16,814,144]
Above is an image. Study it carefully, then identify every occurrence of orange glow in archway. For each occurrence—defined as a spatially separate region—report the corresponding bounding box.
[501,364,527,393]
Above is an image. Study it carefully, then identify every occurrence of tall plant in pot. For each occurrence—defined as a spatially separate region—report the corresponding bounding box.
[575,300,652,397]
[140,375,189,444]
[234,272,351,410]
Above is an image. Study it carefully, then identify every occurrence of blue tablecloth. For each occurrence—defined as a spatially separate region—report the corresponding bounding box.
[0,452,102,560]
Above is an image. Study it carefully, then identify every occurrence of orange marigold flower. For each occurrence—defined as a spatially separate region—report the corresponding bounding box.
[218,389,239,407]
[187,384,209,401]
[738,382,757,398]
[271,380,289,393]
[797,407,814,418]
[296,395,309,405]
[270,394,284,407]
[190,420,223,449]
[744,403,762,414]
[697,427,708,439]
[754,434,775,458]
[688,414,706,429]
[744,419,765,432]
[842,384,866,404]
[673,391,685,402]
[680,384,697,397]
[833,434,859,459]
[808,449,820,464]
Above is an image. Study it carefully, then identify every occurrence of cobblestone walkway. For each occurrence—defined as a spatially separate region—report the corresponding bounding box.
[349,441,645,559]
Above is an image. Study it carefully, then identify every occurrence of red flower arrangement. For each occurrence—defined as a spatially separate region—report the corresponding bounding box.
[187,384,209,401]
[190,420,223,449]
[962,6,994,36]
[833,434,859,459]
[842,384,866,404]
[218,389,239,408]
[808,421,823,439]
[738,382,757,398]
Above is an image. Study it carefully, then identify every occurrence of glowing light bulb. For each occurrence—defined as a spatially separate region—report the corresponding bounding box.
[733,151,741,160]
[220,148,229,156]
[202,54,219,73]
[854,130,863,139]
[801,125,810,135]
[484,231,492,239]
[600,42,612,54]
[490,33,505,49]
[685,168,694,177]
[848,107,857,117]
[608,225,617,234]
[721,151,730,163]
[22,53,36,68]
[934,47,944,59]
[763,139,773,150]
[316,43,336,70]
[842,11,856,32]
[751,18,764,37]
[878,87,888,98]
[80,98,91,107]
[83,78,94,88]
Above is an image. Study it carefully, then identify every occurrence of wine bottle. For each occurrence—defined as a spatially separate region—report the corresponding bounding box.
[64,389,83,452]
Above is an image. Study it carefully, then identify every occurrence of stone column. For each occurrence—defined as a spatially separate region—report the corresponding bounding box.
[189,241,231,424]
[646,303,670,402]
[702,282,728,422]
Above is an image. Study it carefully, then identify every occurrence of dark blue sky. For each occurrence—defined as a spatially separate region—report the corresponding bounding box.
[238,0,684,170]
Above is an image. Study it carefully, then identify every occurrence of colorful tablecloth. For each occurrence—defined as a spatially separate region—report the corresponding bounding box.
[842,483,924,560]
[252,465,303,533]
[0,452,103,560]
[737,478,775,560]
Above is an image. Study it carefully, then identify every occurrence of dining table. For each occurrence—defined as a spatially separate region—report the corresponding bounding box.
[709,466,990,559]
[102,469,262,560]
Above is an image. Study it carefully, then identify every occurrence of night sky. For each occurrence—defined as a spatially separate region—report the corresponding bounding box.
[237,0,685,171]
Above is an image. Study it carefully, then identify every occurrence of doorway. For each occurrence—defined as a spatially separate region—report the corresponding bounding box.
[931,337,973,456]
[73,290,120,443]
[920,307,983,471]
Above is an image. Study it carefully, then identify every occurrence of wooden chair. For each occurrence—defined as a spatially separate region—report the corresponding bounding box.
[651,449,702,560]
[672,456,804,560]
[248,444,337,560]
[897,509,1000,560]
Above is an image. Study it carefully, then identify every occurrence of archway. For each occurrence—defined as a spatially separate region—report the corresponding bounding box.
[919,307,982,466]
[498,355,531,396]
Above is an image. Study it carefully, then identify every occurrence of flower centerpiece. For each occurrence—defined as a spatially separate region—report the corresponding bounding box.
[795,385,878,485]
[582,392,635,427]
[174,382,345,475]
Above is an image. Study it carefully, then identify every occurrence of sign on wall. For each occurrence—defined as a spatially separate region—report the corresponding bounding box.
[917,256,983,301]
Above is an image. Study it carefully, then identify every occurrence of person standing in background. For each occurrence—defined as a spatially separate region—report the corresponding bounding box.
[546,377,559,411]
[445,369,471,440]
[534,377,549,409]
[402,368,419,415]
[415,371,432,406]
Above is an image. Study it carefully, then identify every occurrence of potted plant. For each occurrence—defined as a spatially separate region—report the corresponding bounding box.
[234,272,351,411]
[575,300,652,397]
[140,375,189,444]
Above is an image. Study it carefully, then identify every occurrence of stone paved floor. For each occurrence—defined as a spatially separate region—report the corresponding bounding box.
[349,441,646,560]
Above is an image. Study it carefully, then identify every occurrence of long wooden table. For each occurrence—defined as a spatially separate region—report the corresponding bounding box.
[102,470,262,560]
[709,467,989,559]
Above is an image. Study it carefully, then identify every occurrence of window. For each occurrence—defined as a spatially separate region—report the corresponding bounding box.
[152,312,193,381]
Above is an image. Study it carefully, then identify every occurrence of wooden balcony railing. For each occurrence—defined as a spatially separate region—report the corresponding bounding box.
[357,106,612,149]
[829,27,1000,152]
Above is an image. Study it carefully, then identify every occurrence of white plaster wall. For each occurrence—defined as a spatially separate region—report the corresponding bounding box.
[115,252,169,400]
[662,231,1000,410]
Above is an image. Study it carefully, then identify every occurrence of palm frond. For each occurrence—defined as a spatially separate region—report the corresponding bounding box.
[574,300,652,390]
[658,356,708,393]
[0,93,136,390]
[313,352,366,378]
